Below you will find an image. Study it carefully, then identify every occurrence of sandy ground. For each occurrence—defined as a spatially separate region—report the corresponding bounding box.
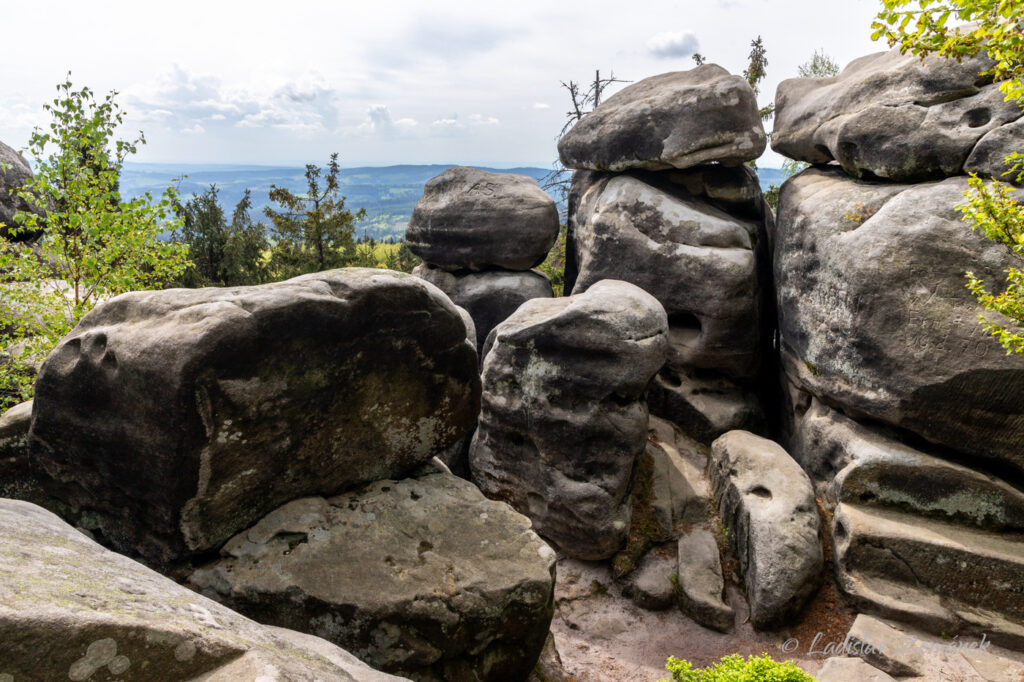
[547,556,1024,682]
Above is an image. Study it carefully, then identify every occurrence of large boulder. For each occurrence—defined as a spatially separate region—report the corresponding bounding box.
[772,48,1024,182]
[469,280,668,560]
[570,172,765,379]
[189,473,556,682]
[0,498,406,681]
[557,65,766,172]
[29,269,481,567]
[775,167,1024,476]
[0,141,39,241]
[708,431,822,629]
[793,399,1024,532]
[413,264,553,353]
[405,167,559,272]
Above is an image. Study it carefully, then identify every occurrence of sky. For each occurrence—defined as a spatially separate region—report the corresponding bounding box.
[0,0,885,169]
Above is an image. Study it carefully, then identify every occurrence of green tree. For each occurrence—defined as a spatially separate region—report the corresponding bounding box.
[873,0,1024,354]
[175,186,270,286]
[0,77,188,409]
[663,653,814,682]
[798,49,841,78]
[744,36,775,121]
[264,153,366,278]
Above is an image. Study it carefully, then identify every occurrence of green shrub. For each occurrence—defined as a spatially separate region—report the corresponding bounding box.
[663,653,815,682]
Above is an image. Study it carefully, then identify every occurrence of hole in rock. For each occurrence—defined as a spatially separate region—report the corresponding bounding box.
[962,107,991,128]
[749,486,773,500]
[834,521,847,540]
[859,491,877,503]
[667,313,702,349]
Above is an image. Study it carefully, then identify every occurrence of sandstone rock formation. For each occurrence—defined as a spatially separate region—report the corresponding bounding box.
[0,498,406,681]
[772,47,1024,182]
[674,528,733,633]
[29,269,480,566]
[775,167,1024,476]
[413,264,553,352]
[558,65,766,172]
[469,280,668,560]
[0,140,39,241]
[406,166,559,272]
[708,431,822,629]
[190,472,556,682]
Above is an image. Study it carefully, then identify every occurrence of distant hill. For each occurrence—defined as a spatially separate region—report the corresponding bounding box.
[120,163,787,241]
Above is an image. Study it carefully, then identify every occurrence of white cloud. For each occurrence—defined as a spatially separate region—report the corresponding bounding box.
[354,104,418,135]
[468,114,500,126]
[533,102,550,109]
[647,31,700,59]
[181,123,205,134]
[210,113,226,121]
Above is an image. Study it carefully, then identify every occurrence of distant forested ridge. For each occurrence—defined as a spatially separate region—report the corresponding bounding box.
[120,162,786,241]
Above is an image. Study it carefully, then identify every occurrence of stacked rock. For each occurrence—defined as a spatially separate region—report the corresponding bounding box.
[558,64,774,444]
[17,268,557,680]
[772,46,1024,647]
[407,166,560,355]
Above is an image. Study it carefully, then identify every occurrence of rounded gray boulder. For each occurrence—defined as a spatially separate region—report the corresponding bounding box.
[405,166,559,272]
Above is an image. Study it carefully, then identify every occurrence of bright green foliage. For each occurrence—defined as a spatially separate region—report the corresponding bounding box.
[264,153,367,278]
[872,0,1024,102]
[963,175,1024,354]
[663,654,815,682]
[348,238,421,273]
[0,78,188,410]
[872,0,1024,353]
[174,186,270,286]
[797,50,841,78]
[536,224,567,296]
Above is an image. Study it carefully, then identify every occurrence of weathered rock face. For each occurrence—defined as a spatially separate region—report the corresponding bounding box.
[0,498,406,682]
[469,280,668,560]
[965,117,1024,183]
[570,172,764,379]
[648,369,764,445]
[558,65,766,172]
[405,167,559,272]
[674,528,733,633]
[0,401,50,508]
[413,264,553,353]
[708,431,822,629]
[189,473,556,682]
[0,141,39,241]
[775,167,1024,476]
[772,48,1024,182]
[29,269,481,566]
[793,400,1024,532]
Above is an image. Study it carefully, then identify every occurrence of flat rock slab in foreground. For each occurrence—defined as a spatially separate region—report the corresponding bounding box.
[29,269,480,566]
[189,473,556,682]
[558,65,766,172]
[708,431,822,629]
[0,498,405,682]
[405,166,559,272]
[470,280,668,560]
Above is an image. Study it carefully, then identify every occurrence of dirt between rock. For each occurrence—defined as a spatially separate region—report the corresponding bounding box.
[548,556,1024,682]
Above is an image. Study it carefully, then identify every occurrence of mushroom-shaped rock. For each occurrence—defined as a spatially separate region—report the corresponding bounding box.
[772,47,1024,182]
[558,65,766,172]
[405,166,559,272]
[775,167,1024,477]
[708,431,822,629]
[0,498,407,682]
[469,280,669,560]
[189,473,556,682]
[29,269,481,567]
